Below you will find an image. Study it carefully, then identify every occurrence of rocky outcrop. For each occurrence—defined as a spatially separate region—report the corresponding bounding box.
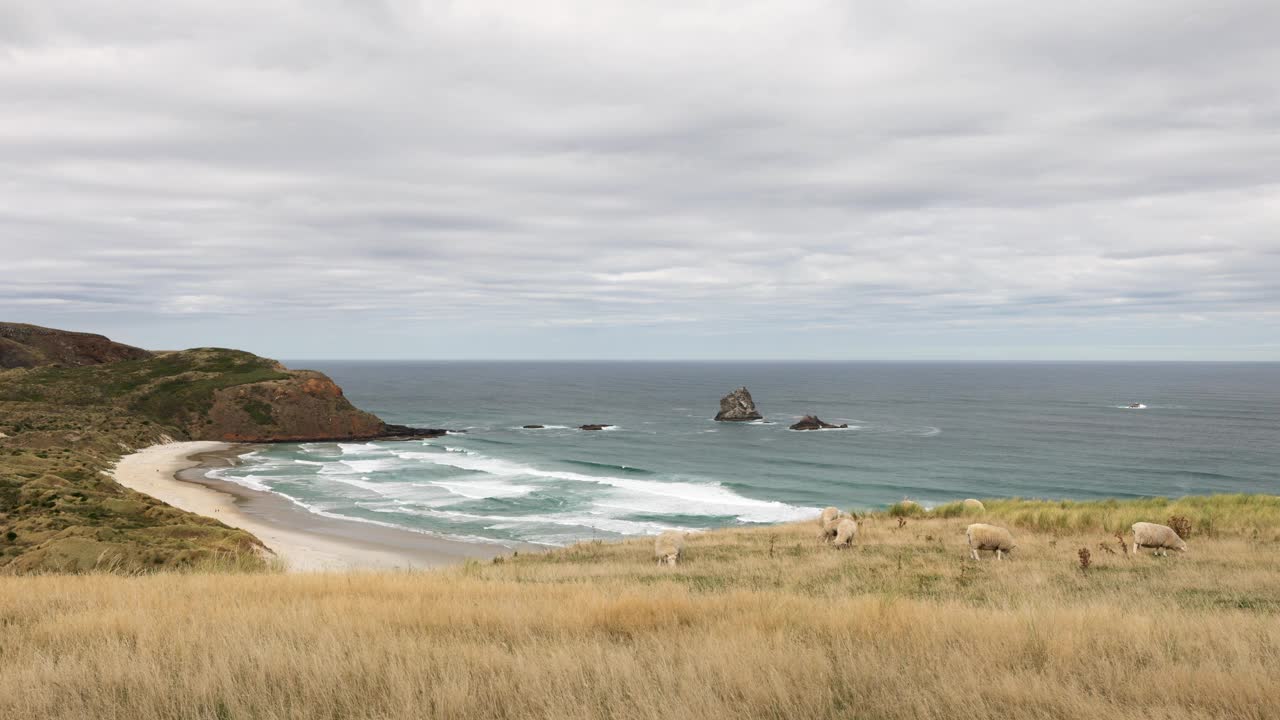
[579,424,613,431]
[200,371,385,442]
[0,322,152,369]
[382,424,450,439]
[789,415,847,431]
[715,387,763,421]
[522,424,545,429]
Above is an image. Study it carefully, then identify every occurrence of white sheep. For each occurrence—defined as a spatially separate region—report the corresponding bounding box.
[817,507,847,540]
[962,498,985,512]
[818,506,841,527]
[832,517,858,548]
[1131,522,1187,556]
[654,531,685,566]
[966,523,1016,560]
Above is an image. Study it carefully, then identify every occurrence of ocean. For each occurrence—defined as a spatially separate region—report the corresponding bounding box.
[211,362,1280,547]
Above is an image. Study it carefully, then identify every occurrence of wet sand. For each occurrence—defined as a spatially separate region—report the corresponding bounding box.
[113,442,514,571]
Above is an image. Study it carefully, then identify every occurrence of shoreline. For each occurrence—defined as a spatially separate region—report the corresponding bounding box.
[112,442,514,572]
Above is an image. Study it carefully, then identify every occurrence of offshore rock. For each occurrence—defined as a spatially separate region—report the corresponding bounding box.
[579,424,613,431]
[715,387,763,421]
[789,415,847,431]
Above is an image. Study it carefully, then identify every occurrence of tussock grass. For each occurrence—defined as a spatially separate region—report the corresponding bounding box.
[954,494,1280,536]
[3,499,1279,719]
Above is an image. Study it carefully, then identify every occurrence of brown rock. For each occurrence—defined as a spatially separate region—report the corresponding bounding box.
[715,387,763,421]
[789,415,847,431]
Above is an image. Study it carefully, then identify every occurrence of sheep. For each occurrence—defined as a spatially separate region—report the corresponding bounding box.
[962,498,985,512]
[832,517,858,548]
[818,506,841,527]
[1131,522,1187,556]
[654,531,685,566]
[966,523,1016,560]
[817,507,847,540]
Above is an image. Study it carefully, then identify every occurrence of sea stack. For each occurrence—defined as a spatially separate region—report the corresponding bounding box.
[715,387,763,421]
[789,415,847,431]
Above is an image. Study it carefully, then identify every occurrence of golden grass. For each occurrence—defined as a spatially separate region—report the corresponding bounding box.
[3,500,1279,720]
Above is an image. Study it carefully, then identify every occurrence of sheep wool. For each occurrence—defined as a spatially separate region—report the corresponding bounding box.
[818,507,841,527]
[962,499,985,512]
[654,531,685,566]
[966,523,1016,560]
[1131,522,1187,556]
[832,517,858,548]
[818,507,847,540]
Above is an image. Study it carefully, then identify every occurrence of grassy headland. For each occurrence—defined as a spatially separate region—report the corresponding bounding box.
[0,339,383,572]
[2,497,1278,719]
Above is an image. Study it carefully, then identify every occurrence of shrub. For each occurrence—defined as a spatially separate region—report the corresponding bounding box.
[1168,515,1192,539]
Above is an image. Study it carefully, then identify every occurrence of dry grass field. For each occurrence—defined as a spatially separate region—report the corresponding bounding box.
[2,496,1279,720]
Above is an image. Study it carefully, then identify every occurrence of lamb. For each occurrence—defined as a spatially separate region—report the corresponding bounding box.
[962,498,985,512]
[654,531,685,566]
[966,523,1016,560]
[1131,522,1187,556]
[832,517,858,548]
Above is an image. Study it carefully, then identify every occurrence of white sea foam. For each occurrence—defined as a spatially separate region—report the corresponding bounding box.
[431,479,537,499]
[390,447,816,523]
[381,505,688,538]
[206,467,274,492]
[326,458,399,474]
[337,442,384,455]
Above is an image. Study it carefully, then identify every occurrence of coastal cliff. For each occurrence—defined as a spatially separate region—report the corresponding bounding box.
[0,324,433,572]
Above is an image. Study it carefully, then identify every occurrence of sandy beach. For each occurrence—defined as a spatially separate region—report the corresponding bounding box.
[112,441,511,571]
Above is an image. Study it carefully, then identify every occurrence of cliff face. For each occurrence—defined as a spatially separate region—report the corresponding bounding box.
[202,371,385,442]
[0,322,152,369]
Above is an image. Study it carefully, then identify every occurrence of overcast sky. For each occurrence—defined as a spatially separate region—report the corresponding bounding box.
[2,1,1278,360]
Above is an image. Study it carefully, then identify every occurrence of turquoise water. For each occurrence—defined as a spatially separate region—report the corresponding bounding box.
[213,362,1280,546]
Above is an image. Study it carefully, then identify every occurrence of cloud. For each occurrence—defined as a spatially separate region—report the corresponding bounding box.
[1,0,1278,358]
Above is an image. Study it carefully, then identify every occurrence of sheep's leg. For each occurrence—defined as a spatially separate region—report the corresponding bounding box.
[1132,542,1139,556]
[996,549,1004,561]
[970,547,980,561]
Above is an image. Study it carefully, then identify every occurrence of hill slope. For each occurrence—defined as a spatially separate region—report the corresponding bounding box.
[0,324,418,572]
[0,322,152,369]
[2,500,1278,719]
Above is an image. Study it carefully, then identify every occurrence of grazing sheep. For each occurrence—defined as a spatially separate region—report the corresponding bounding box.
[832,517,858,548]
[962,498,985,512]
[817,507,847,540]
[1131,522,1187,556]
[966,523,1016,560]
[654,531,685,566]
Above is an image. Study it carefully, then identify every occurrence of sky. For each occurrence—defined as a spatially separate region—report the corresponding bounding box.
[2,1,1278,361]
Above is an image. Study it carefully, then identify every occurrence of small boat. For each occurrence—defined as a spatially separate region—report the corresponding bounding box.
[1126,403,1147,409]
